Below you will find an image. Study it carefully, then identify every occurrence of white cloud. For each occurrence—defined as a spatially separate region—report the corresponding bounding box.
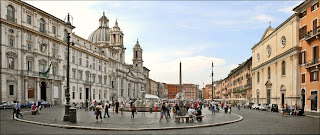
[255,14,274,22]
[278,7,295,14]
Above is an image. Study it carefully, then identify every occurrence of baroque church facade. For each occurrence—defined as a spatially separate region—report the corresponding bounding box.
[0,0,150,105]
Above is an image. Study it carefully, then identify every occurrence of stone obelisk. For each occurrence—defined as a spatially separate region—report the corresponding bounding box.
[179,61,182,92]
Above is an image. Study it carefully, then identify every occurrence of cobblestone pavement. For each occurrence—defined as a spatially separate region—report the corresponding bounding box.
[18,105,238,129]
[1,106,319,134]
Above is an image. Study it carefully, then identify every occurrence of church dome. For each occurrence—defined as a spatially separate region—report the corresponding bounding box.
[88,12,110,43]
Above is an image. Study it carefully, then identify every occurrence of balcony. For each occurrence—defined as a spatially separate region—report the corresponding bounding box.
[305,60,320,70]
[6,15,16,23]
[303,27,320,43]
[244,83,252,88]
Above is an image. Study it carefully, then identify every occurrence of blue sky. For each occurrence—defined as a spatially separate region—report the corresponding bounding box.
[26,0,302,87]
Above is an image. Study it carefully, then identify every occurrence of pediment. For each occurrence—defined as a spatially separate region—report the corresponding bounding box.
[260,27,275,42]
[265,80,272,86]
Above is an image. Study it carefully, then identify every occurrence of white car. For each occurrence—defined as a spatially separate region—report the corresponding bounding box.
[260,104,269,111]
[251,104,259,110]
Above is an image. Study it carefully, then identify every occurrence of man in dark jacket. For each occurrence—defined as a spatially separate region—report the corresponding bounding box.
[115,100,119,113]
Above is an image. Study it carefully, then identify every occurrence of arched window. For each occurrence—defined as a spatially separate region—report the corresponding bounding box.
[257,72,260,83]
[39,19,45,33]
[282,61,286,75]
[7,5,14,22]
[268,67,271,80]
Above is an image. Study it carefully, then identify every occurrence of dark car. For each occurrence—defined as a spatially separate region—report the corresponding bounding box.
[288,105,304,116]
[22,101,35,108]
[244,103,254,109]
[41,101,52,107]
[268,104,279,112]
[0,102,14,109]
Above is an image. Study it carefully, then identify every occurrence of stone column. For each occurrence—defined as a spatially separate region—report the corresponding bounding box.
[36,79,40,101]
[25,78,28,103]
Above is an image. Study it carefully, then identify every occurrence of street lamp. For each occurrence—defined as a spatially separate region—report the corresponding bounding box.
[211,62,214,101]
[63,13,75,122]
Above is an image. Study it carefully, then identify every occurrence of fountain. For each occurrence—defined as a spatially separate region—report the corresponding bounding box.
[123,91,160,112]
[175,92,187,116]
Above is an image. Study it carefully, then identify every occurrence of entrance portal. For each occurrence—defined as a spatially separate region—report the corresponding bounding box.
[86,88,89,100]
[281,93,285,106]
[40,81,47,101]
[302,89,305,109]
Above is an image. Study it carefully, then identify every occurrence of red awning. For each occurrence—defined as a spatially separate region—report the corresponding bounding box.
[307,94,317,100]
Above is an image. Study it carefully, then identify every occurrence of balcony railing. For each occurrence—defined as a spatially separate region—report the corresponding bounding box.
[303,26,320,43]
[305,60,320,69]
[244,83,252,88]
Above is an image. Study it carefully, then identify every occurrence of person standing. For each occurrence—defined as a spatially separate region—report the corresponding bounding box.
[211,100,215,114]
[95,103,103,122]
[131,103,136,118]
[12,100,17,119]
[85,100,89,111]
[224,102,228,114]
[194,102,198,109]
[174,103,180,116]
[104,101,110,118]
[16,101,23,118]
[115,100,119,114]
[237,102,241,110]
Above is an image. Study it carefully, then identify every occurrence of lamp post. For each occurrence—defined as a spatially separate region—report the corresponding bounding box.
[211,62,214,101]
[63,13,74,122]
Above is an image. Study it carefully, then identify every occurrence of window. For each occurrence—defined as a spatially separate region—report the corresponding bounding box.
[79,58,82,66]
[99,65,101,71]
[72,70,76,79]
[311,71,318,81]
[72,56,75,63]
[92,75,96,83]
[301,51,306,64]
[313,19,318,35]
[72,92,75,99]
[27,61,32,71]
[79,52,82,57]
[40,64,45,72]
[53,66,56,75]
[302,74,306,83]
[7,5,14,22]
[8,58,14,69]
[301,10,307,18]
[9,39,14,47]
[93,89,95,99]
[39,19,45,33]
[257,53,260,62]
[27,15,31,25]
[52,51,56,58]
[9,85,14,95]
[27,43,32,51]
[78,71,82,80]
[257,72,260,83]
[135,51,138,58]
[313,46,319,63]
[86,60,89,67]
[281,36,286,47]
[268,67,271,80]
[99,76,102,84]
[282,61,286,76]
[93,63,95,70]
[64,29,68,42]
[52,26,56,35]
[300,26,307,40]
[311,2,319,12]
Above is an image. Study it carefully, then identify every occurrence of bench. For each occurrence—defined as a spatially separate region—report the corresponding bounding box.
[175,115,204,122]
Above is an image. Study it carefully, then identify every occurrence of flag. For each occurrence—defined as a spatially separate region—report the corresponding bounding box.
[41,62,52,77]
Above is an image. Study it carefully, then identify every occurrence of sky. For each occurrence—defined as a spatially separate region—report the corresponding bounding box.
[25,0,302,88]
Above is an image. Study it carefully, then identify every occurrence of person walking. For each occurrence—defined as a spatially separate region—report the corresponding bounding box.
[174,103,180,116]
[104,101,110,118]
[131,103,136,118]
[211,100,215,114]
[16,101,23,118]
[115,100,119,114]
[95,103,103,122]
[159,103,168,122]
[120,101,124,117]
[237,102,241,110]
[38,100,42,110]
[224,102,228,114]
[12,100,17,119]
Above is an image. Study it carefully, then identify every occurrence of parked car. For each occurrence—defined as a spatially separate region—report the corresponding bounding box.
[260,104,269,111]
[244,102,254,109]
[268,104,279,112]
[0,102,14,109]
[41,101,52,107]
[288,105,304,116]
[21,101,35,108]
[251,103,259,110]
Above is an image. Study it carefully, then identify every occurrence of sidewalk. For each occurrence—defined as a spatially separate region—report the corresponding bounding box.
[19,106,240,129]
[304,111,320,118]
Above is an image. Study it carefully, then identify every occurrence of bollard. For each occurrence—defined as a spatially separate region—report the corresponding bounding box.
[69,107,77,123]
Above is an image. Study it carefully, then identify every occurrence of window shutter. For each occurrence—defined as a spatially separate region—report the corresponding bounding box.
[299,13,302,18]
[316,46,319,61]
[317,71,319,81]
[303,51,306,64]
[310,72,313,81]
[299,52,302,64]
[302,74,305,83]
[299,28,302,40]
[312,4,314,11]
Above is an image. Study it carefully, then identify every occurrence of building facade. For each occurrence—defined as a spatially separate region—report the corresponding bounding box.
[252,14,301,107]
[1,0,150,105]
[182,84,198,101]
[293,0,320,112]
[166,84,179,99]
[203,84,212,99]
[149,79,158,95]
